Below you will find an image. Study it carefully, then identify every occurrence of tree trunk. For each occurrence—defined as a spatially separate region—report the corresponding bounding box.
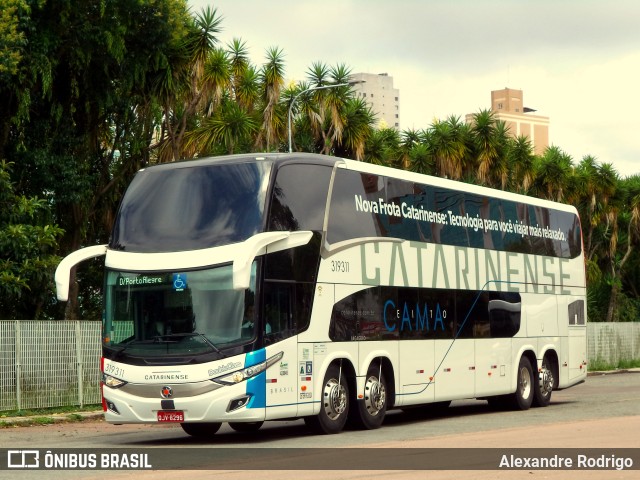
[606,281,619,322]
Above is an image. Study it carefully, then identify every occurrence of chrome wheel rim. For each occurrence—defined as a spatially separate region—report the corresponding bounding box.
[519,366,531,399]
[322,378,347,420]
[364,375,386,416]
[539,365,554,397]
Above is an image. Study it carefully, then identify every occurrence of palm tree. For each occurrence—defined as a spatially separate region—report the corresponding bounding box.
[363,128,400,166]
[428,116,468,180]
[507,135,535,193]
[407,142,435,175]
[256,47,285,151]
[233,65,261,112]
[470,109,501,185]
[185,98,258,155]
[227,38,250,93]
[489,120,511,190]
[400,129,422,169]
[336,96,375,160]
[575,156,618,260]
[156,6,223,162]
[286,80,322,152]
[321,64,353,154]
[532,145,574,202]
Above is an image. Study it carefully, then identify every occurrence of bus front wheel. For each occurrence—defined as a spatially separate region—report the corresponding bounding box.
[350,363,387,430]
[304,363,349,434]
[180,422,222,438]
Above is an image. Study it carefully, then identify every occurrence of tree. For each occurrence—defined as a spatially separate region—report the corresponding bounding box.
[427,116,469,180]
[507,135,535,193]
[532,146,574,202]
[2,0,201,319]
[256,46,285,151]
[155,5,223,163]
[0,161,63,319]
[185,97,258,155]
[335,96,375,160]
[605,175,640,322]
[470,109,502,185]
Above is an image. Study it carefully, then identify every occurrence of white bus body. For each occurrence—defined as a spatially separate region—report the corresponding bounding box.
[56,153,587,436]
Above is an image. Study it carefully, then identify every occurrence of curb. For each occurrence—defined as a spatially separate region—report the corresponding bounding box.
[587,368,640,377]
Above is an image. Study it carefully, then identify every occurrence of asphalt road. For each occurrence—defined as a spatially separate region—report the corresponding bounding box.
[1,372,639,479]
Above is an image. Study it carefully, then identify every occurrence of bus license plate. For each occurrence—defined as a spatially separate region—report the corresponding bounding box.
[157,411,184,422]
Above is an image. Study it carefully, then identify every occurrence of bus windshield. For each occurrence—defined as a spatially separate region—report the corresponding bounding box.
[103,263,257,358]
[110,160,272,252]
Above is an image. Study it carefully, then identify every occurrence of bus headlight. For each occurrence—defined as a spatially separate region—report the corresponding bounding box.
[102,373,127,389]
[213,351,284,385]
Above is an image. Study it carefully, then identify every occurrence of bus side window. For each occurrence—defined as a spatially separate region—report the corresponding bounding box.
[263,281,314,345]
[263,282,293,344]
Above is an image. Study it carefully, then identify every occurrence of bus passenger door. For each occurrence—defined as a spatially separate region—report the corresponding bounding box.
[262,282,301,420]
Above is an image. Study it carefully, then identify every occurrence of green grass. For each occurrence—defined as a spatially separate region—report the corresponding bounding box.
[0,404,102,428]
[589,358,640,371]
[0,404,101,419]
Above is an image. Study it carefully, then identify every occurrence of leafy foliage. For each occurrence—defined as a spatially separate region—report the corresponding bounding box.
[0,161,63,319]
[0,2,638,323]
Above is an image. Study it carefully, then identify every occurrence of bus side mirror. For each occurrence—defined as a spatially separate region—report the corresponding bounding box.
[232,231,313,290]
[55,244,108,301]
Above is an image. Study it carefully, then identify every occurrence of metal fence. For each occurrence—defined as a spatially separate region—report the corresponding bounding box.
[0,321,101,411]
[1,320,639,412]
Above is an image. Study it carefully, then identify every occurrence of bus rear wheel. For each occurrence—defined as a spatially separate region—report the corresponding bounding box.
[349,363,387,430]
[304,363,349,434]
[228,421,264,433]
[533,356,555,407]
[180,422,221,438]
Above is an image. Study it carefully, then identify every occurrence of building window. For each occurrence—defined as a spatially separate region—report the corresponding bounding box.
[497,103,503,109]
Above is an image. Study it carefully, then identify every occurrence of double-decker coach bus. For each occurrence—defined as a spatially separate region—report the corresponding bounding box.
[55,153,587,436]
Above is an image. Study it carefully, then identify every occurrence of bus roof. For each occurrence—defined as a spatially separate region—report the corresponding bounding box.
[140,153,577,214]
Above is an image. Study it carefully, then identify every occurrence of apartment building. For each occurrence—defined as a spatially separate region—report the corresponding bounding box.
[350,72,400,129]
[467,88,549,155]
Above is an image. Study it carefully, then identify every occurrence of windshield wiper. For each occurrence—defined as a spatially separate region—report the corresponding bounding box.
[154,332,223,354]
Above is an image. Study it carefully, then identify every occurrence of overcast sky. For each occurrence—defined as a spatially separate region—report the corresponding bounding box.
[189,0,640,177]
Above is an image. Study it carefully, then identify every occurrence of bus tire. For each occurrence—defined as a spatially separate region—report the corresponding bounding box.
[533,356,554,407]
[228,421,264,433]
[511,356,534,410]
[350,363,388,430]
[304,363,349,434]
[180,422,221,437]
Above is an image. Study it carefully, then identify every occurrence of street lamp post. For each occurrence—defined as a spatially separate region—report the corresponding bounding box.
[287,80,364,153]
